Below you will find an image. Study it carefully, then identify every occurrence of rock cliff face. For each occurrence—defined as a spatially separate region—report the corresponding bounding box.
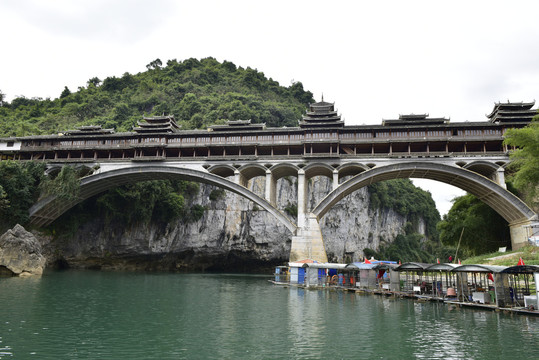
[42,177,426,271]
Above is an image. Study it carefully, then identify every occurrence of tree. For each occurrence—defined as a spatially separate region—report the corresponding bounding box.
[39,166,81,201]
[87,77,102,87]
[503,117,539,209]
[0,161,45,232]
[437,194,510,255]
[0,185,9,211]
[146,58,162,70]
[60,86,71,99]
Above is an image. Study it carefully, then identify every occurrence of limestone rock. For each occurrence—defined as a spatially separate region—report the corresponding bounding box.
[43,177,428,270]
[0,224,46,275]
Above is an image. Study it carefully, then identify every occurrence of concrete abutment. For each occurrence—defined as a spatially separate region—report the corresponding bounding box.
[290,213,328,262]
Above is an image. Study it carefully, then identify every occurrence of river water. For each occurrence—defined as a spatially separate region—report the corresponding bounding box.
[0,271,537,359]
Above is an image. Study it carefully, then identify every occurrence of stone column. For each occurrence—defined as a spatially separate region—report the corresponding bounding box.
[297,169,307,229]
[265,169,276,206]
[332,169,339,191]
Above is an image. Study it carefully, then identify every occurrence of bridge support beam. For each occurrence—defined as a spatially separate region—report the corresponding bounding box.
[509,218,537,250]
[332,169,339,191]
[297,169,307,228]
[290,213,328,262]
[265,169,276,206]
[496,167,507,189]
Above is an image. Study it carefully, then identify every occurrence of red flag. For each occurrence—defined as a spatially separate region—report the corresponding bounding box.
[437,258,440,264]
[488,273,494,282]
[398,260,401,265]
[458,259,461,265]
[364,258,372,264]
[517,257,525,266]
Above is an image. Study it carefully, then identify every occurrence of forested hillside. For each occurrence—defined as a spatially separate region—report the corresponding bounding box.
[0,57,313,136]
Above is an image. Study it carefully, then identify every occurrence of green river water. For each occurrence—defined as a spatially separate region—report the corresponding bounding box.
[0,271,537,359]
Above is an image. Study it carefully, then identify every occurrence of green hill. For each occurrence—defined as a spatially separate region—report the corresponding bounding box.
[0,57,313,136]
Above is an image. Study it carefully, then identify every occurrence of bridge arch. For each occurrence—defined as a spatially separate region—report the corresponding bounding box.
[29,165,297,233]
[336,163,369,180]
[312,162,536,226]
[237,163,267,181]
[269,163,300,180]
[207,164,235,178]
[463,160,500,179]
[304,163,335,179]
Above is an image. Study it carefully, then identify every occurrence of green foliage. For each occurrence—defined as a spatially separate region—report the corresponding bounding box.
[60,86,71,99]
[0,57,314,137]
[284,202,298,217]
[364,223,449,263]
[188,204,206,222]
[0,185,9,212]
[95,180,193,225]
[40,166,81,201]
[209,189,226,201]
[462,245,539,266]
[0,161,46,232]
[503,116,539,210]
[437,194,510,255]
[367,179,440,240]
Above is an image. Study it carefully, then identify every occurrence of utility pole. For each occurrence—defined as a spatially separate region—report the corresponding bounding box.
[454,227,465,263]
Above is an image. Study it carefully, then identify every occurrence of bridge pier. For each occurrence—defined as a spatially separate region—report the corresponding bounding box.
[290,213,328,262]
[509,218,538,250]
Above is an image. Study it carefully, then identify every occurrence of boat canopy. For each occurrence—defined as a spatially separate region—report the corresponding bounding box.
[373,263,398,271]
[303,263,347,270]
[395,262,430,271]
[288,262,346,269]
[500,265,539,274]
[345,262,375,270]
[452,264,506,273]
[425,263,459,272]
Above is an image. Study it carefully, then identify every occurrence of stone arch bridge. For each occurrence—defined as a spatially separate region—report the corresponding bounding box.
[29,157,537,261]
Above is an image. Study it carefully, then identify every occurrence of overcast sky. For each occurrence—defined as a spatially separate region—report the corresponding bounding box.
[1,0,538,215]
